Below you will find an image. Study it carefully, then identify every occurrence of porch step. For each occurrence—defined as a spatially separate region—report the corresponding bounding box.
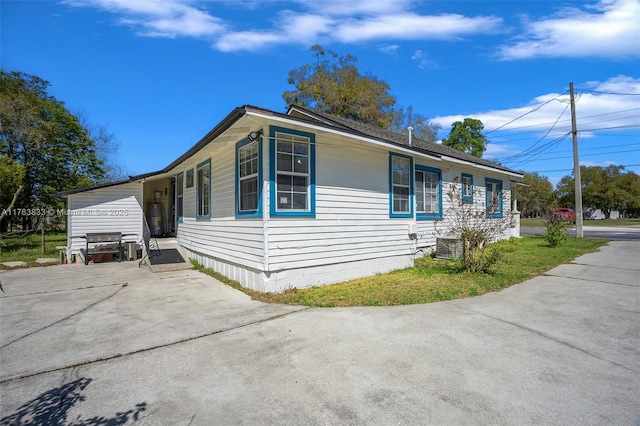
[149,261,192,273]
[144,237,192,273]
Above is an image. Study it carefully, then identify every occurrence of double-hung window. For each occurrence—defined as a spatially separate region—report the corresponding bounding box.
[236,138,262,217]
[486,178,503,218]
[462,173,473,204]
[270,126,315,217]
[389,153,413,218]
[196,159,211,219]
[415,166,442,220]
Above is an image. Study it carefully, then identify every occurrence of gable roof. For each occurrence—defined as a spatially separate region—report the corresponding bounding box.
[286,105,520,175]
[59,104,521,197]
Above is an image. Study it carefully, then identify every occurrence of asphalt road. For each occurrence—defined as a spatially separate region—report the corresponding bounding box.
[521,225,640,241]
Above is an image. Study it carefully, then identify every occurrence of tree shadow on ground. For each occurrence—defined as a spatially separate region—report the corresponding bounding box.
[1,377,147,426]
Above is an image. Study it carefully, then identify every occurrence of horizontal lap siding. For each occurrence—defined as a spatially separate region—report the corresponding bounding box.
[267,139,414,271]
[211,147,235,218]
[177,139,262,265]
[67,182,143,254]
[178,218,263,270]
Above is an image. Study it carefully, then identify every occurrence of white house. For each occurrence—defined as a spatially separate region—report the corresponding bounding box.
[59,105,523,292]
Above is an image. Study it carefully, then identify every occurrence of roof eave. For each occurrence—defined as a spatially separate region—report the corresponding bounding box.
[55,169,164,197]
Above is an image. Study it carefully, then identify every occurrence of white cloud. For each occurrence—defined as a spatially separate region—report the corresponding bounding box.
[63,0,225,38]
[434,75,640,165]
[62,0,637,58]
[64,0,502,52]
[379,44,400,54]
[484,143,515,158]
[498,0,640,60]
[333,13,501,43]
[215,31,285,52]
[433,75,640,134]
[411,50,438,69]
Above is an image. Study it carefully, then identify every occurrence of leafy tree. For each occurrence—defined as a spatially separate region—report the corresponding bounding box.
[616,170,640,217]
[0,70,113,227]
[554,165,640,218]
[284,45,442,146]
[517,172,555,218]
[581,165,625,219]
[0,155,24,207]
[0,155,24,232]
[283,45,398,128]
[441,118,488,158]
[554,174,574,208]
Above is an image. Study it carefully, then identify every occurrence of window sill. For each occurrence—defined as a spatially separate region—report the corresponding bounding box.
[236,211,262,219]
[270,211,315,218]
[417,214,442,221]
[390,212,413,219]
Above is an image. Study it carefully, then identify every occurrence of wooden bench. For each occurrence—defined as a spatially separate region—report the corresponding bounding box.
[81,232,123,265]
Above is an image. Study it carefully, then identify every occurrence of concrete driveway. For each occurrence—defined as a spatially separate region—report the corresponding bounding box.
[1,241,639,425]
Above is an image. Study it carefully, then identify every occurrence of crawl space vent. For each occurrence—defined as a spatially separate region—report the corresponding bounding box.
[436,238,462,259]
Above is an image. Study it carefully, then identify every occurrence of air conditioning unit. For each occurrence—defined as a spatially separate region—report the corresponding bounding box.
[436,238,462,259]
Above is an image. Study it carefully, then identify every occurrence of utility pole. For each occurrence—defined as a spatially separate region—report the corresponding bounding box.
[570,82,584,238]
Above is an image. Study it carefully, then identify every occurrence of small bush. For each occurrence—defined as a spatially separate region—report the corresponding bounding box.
[544,219,568,247]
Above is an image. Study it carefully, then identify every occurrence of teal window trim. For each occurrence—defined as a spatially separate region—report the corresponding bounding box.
[485,178,503,218]
[236,137,263,218]
[461,173,473,204]
[269,126,316,218]
[196,159,211,220]
[389,152,414,218]
[415,165,442,220]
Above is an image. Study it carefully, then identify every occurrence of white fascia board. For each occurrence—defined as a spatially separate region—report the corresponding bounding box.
[246,110,441,162]
[442,156,523,178]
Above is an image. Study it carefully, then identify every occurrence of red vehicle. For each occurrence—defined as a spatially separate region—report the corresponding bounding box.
[550,208,576,223]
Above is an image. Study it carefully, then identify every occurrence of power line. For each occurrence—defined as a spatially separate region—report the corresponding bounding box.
[581,124,640,132]
[497,102,571,162]
[502,134,570,167]
[530,164,640,173]
[521,148,640,162]
[487,109,640,135]
[484,96,565,135]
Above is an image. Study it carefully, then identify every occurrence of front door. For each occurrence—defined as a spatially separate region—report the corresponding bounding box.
[171,173,184,236]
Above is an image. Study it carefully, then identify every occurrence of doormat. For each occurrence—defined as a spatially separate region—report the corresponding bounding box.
[149,249,186,265]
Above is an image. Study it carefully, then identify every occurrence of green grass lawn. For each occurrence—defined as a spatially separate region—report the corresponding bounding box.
[194,236,608,307]
[521,217,640,228]
[0,231,66,268]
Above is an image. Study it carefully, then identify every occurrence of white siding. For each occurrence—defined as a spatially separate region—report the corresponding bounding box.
[168,120,515,292]
[178,218,264,270]
[266,136,415,281]
[174,138,265,271]
[66,182,143,258]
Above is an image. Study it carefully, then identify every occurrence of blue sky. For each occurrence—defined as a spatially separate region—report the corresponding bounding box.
[3,0,639,186]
